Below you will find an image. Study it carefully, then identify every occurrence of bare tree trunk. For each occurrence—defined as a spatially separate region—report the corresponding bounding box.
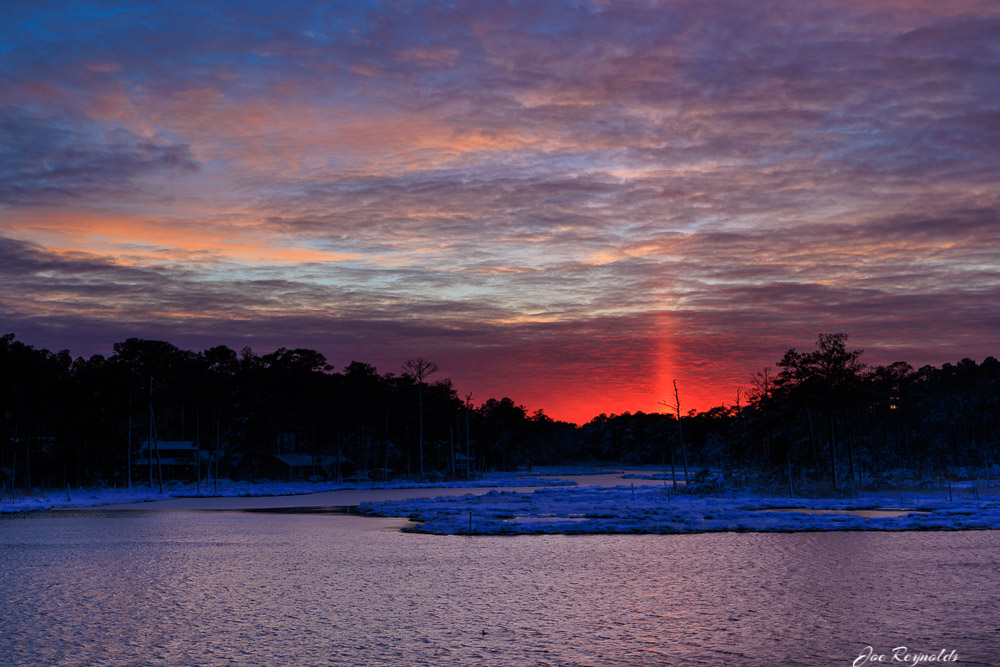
[402,358,439,479]
[148,378,154,488]
[829,411,838,489]
[127,410,132,491]
[957,397,968,467]
[465,393,472,479]
[153,421,163,494]
[418,384,424,477]
[734,388,745,458]
[196,411,201,494]
[844,408,856,488]
[787,450,794,498]
[215,417,220,494]
[449,425,455,479]
[673,380,689,483]
[805,401,818,465]
[669,438,677,490]
[150,377,163,493]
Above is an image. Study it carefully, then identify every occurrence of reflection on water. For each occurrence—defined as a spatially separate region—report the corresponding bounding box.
[2,511,997,666]
[761,508,931,519]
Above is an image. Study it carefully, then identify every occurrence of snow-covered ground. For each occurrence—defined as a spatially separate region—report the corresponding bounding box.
[359,484,1000,534]
[0,475,573,514]
[0,465,675,514]
[7,467,999,536]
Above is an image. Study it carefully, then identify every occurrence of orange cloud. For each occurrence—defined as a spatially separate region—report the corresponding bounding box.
[6,209,359,266]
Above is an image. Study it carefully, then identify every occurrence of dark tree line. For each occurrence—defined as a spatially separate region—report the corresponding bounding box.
[580,334,1000,492]
[1,332,997,492]
[0,334,578,491]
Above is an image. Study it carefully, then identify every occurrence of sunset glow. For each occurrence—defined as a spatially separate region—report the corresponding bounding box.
[3,1,999,423]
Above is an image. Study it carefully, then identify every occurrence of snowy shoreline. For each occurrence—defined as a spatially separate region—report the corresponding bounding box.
[359,485,1000,535]
[0,465,669,514]
[6,467,1000,536]
[0,475,575,514]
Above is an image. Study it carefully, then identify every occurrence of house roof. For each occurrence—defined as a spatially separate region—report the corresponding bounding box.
[274,454,318,467]
[141,440,198,449]
[274,454,353,467]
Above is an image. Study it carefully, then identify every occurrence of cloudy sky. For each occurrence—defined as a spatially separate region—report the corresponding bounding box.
[2,0,998,422]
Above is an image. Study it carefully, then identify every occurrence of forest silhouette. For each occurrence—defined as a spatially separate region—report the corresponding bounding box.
[2,332,997,494]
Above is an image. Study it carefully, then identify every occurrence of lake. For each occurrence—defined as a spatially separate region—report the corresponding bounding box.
[2,510,997,666]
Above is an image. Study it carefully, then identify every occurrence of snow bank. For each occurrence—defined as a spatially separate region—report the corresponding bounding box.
[359,485,1000,535]
[516,465,667,477]
[0,475,574,514]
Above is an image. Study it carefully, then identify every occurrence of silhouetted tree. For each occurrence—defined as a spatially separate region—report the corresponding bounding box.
[1,331,997,492]
[402,357,438,477]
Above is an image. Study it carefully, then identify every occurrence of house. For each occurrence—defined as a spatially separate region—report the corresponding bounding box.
[134,440,209,480]
[263,453,354,480]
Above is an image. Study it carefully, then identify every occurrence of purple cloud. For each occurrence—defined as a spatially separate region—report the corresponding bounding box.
[1,0,998,421]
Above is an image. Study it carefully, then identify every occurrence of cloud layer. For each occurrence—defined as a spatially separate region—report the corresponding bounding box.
[2,0,998,421]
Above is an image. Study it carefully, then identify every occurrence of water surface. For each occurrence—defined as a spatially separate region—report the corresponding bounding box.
[2,511,997,665]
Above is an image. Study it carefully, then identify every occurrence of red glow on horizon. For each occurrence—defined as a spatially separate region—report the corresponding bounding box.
[466,373,734,426]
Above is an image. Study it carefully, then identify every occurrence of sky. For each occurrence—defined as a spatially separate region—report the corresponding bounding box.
[2,0,999,423]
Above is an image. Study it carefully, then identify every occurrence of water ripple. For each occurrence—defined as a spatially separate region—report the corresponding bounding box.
[1,512,998,665]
